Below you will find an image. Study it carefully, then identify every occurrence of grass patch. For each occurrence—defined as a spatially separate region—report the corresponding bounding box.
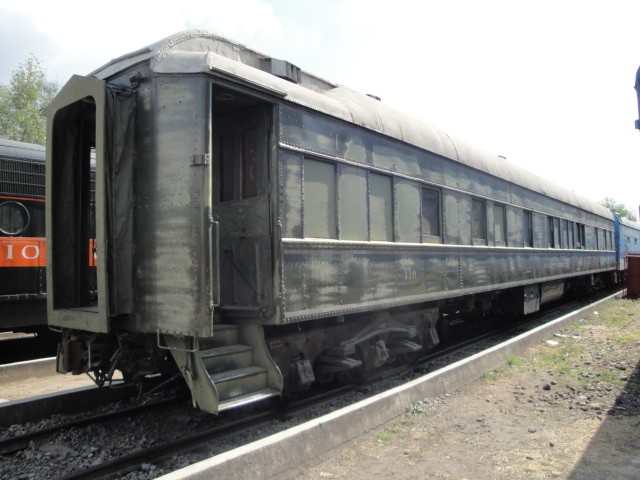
[534,299,640,387]
[483,370,498,381]
[482,356,525,383]
[591,300,639,329]
[596,370,623,385]
[376,427,401,442]
[507,355,526,367]
[609,332,637,345]
[538,341,583,377]
[601,315,634,329]
[407,403,428,416]
[376,432,393,442]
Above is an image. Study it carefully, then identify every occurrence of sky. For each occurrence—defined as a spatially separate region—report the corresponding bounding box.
[1,0,639,215]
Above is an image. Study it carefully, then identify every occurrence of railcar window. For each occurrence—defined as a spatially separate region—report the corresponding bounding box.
[567,221,575,248]
[493,204,506,246]
[303,158,336,238]
[561,220,569,249]
[0,201,29,235]
[596,228,608,251]
[577,224,586,249]
[421,187,441,243]
[395,181,421,243]
[369,173,393,241]
[548,217,560,248]
[523,210,533,247]
[471,199,487,243]
[339,166,368,240]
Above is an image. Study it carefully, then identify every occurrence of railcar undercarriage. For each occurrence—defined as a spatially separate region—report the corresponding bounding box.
[55,273,612,413]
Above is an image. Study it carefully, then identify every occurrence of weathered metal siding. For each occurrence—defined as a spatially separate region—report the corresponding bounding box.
[279,241,616,322]
[277,103,617,323]
[132,75,213,336]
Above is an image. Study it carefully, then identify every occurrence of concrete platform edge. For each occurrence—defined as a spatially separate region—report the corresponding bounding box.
[0,357,56,383]
[160,293,620,480]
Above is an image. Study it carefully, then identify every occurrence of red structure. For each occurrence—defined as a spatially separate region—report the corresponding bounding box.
[626,255,640,298]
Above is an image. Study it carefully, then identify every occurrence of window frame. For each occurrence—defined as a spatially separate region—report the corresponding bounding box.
[493,203,507,246]
[302,157,337,239]
[523,210,533,248]
[368,171,394,242]
[471,198,487,245]
[421,186,442,244]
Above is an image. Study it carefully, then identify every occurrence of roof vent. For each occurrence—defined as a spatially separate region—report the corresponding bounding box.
[259,58,301,84]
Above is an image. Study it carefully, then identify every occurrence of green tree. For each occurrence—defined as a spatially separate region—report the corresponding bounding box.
[0,54,59,145]
[601,197,637,222]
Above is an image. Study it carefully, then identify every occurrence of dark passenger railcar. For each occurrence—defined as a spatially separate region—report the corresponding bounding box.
[47,31,618,414]
[0,139,47,331]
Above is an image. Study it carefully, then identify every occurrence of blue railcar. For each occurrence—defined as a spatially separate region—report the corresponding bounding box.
[614,213,640,270]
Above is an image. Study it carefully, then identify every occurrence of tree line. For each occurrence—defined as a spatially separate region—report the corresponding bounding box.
[0,54,58,145]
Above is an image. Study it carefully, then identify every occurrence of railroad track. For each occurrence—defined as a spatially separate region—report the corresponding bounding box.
[0,395,185,456]
[0,292,618,479]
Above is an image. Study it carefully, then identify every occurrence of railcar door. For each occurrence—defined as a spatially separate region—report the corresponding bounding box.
[46,76,108,332]
[46,75,134,333]
[211,94,274,322]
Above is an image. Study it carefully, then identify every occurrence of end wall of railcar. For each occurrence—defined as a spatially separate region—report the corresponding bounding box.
[105,67,217,338]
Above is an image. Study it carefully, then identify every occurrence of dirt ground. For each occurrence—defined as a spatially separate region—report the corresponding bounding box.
[0,371,95,403]
[280,298,640,480]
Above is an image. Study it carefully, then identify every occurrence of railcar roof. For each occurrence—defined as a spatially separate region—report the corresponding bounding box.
[0,138,45,163]
[620,216,640,231]
[91,30,612,220]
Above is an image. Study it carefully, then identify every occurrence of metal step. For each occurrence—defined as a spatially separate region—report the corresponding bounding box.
[200,344,253,374]
[218,388,281,412]
[211,365,268,400]
[164,323,283,415]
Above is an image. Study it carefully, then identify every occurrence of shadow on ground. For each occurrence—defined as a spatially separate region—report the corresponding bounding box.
[568,358,640,479]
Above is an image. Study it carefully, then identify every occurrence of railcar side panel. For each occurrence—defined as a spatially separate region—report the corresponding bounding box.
[280,242,614,322]
[276,104,616,323]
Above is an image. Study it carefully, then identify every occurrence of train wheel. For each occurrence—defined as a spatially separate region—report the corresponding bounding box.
[436,317,452,342]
